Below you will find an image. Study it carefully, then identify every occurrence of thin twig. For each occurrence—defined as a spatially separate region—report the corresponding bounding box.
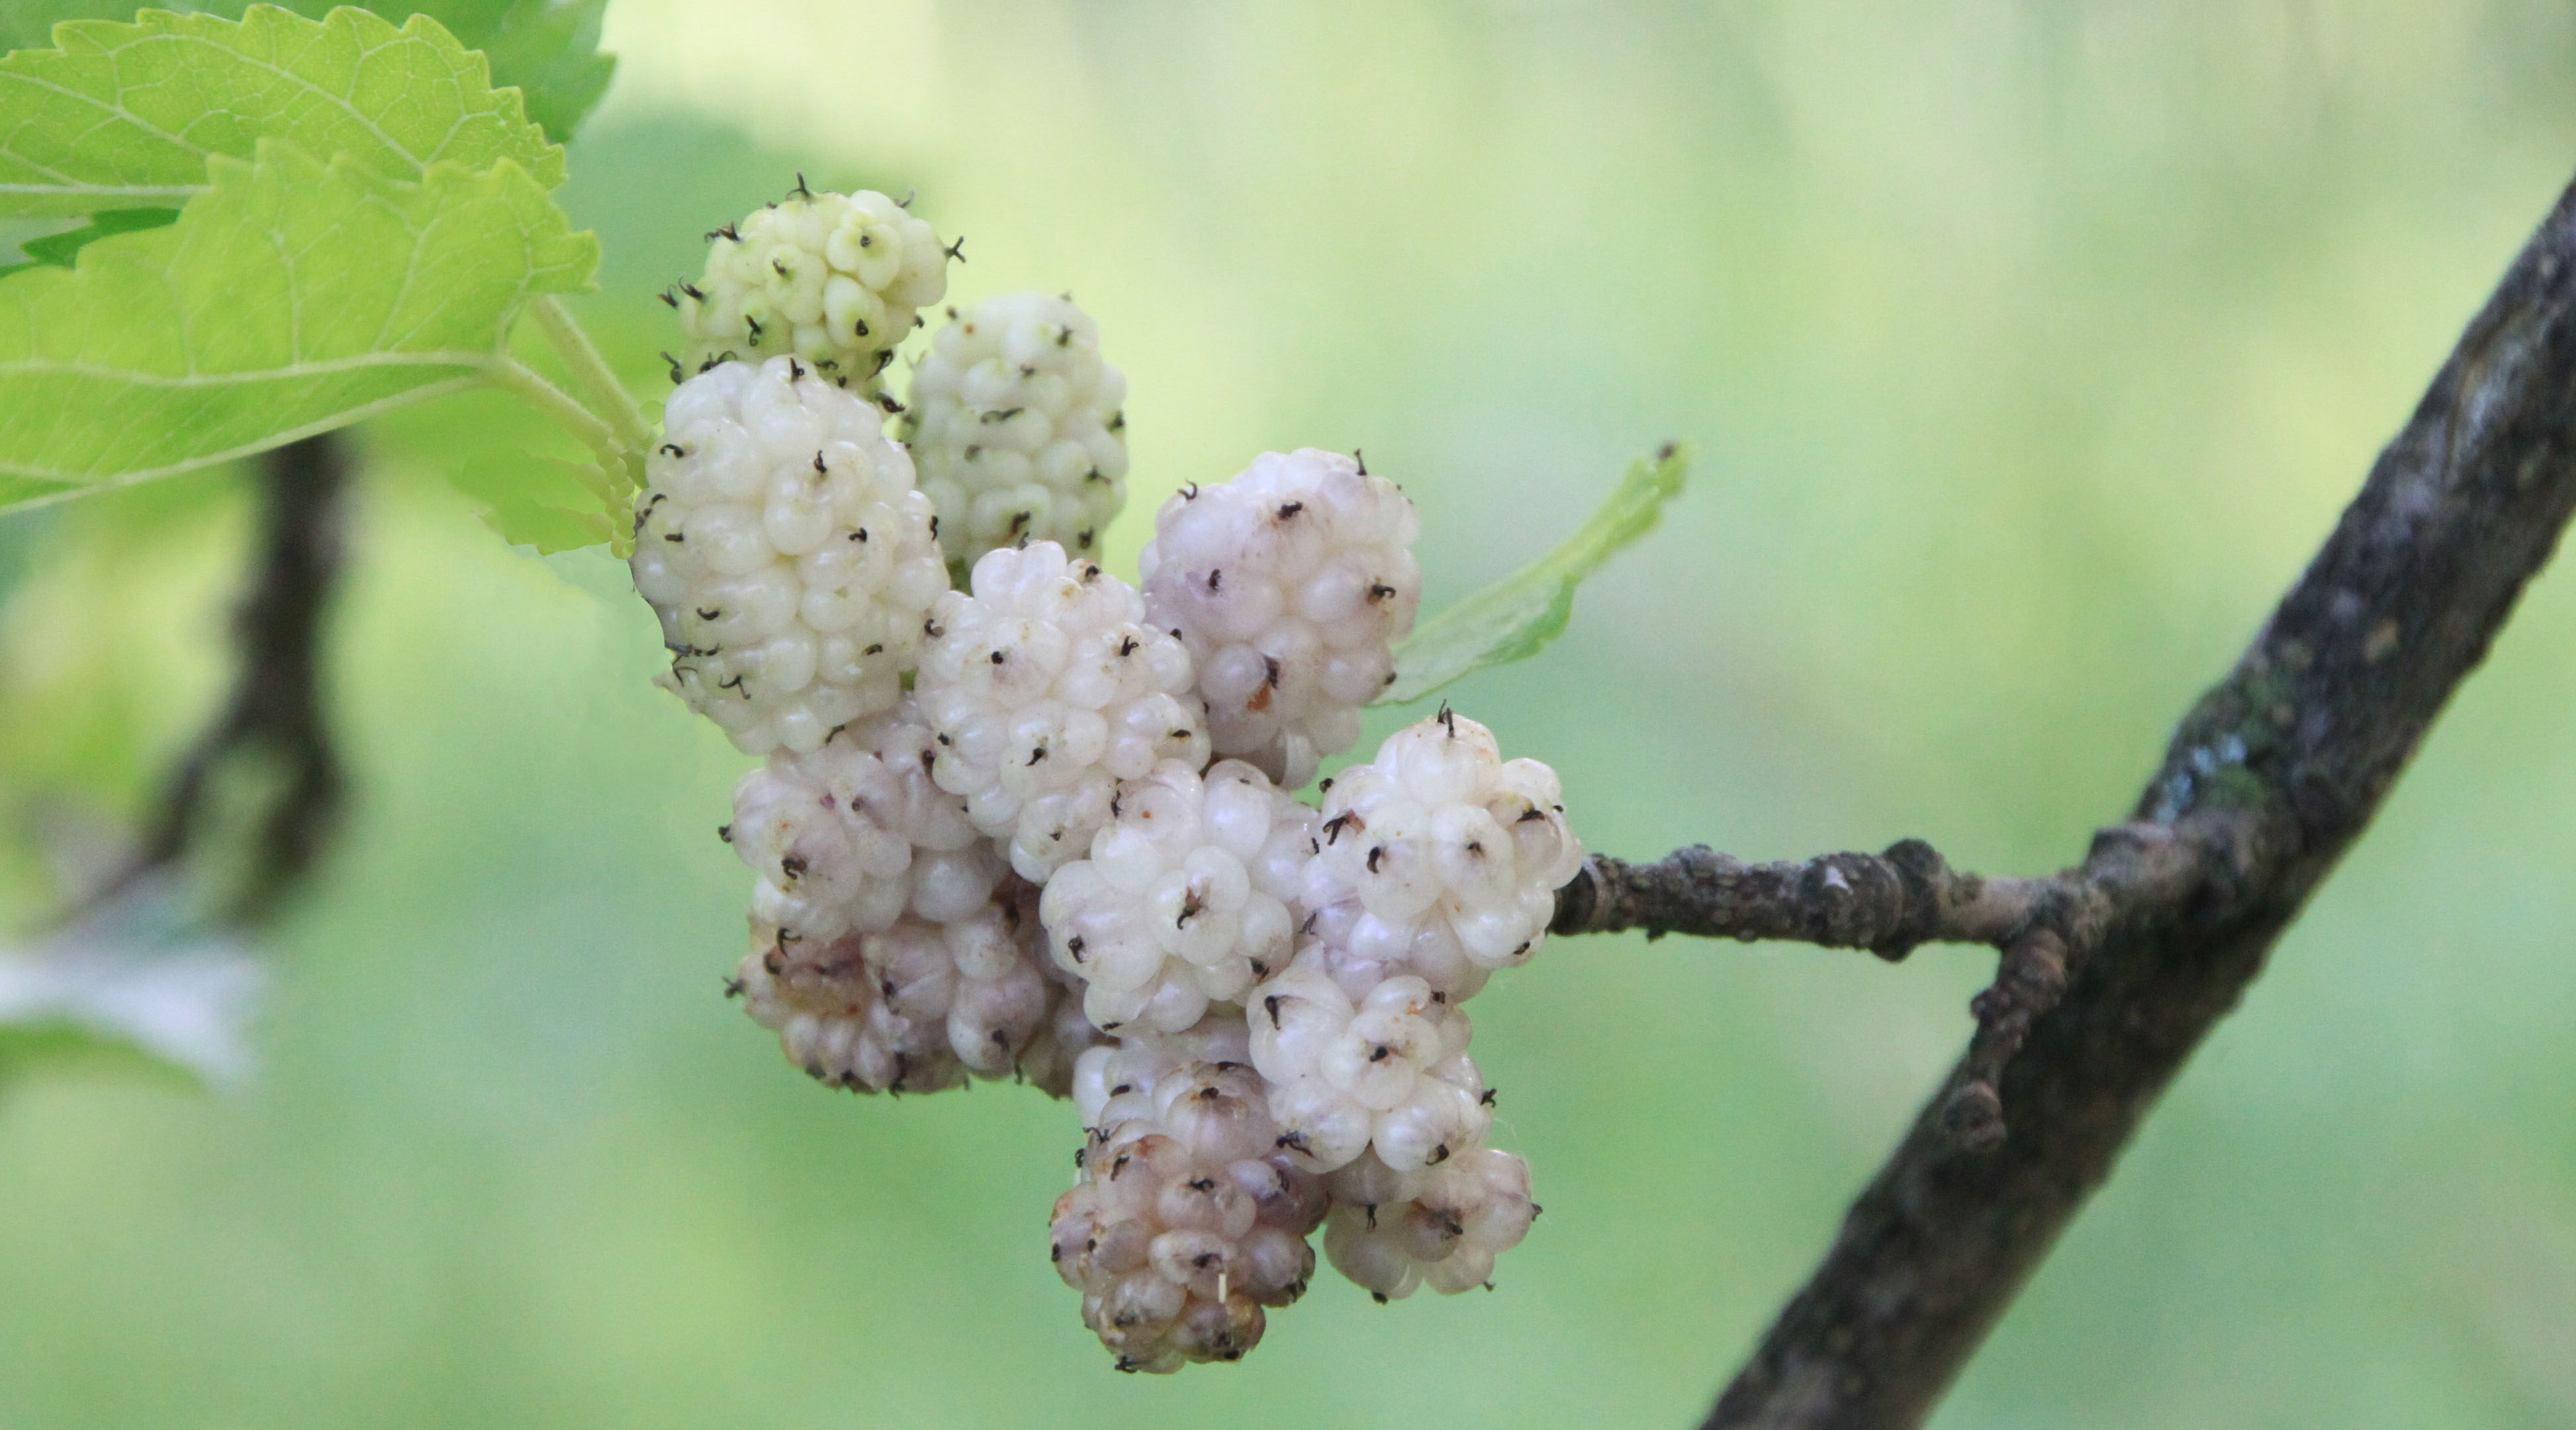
[1553,841,2042,959]
[1554,820,2211,1153]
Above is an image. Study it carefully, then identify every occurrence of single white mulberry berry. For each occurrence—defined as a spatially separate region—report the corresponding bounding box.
[915,542,1209,881]
[1038,759,1316,1036]
[903,293,1128,575]
[727,700,989,943]
[1050,1061,1325,1372]
[631,357,948,755]
[1320,1147,1537,1301]
[1248,952,1489,1174]
[1297,709,1583,998]
[735,920,954,1094]
[1140,449,1422,789]
[734,874,1056,1092]
[676,188,947,388]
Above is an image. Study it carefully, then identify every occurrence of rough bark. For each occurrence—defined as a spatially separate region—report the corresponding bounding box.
[1555,167,2576,1428]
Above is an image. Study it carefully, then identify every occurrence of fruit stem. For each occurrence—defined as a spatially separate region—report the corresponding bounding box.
[493,359,619,458]
[527,295,653,457]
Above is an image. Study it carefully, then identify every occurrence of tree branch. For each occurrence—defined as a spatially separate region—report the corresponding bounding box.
[1559,166,2576,1428]
[1552,841,2043,959]
[95,432,351,924]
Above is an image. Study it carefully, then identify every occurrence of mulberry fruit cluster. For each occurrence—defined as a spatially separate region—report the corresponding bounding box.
[633,184,1583,1374]
[1299,709,1583,1002]
[1322,1145,1539,1301]
[726,700,987,942]
[1140,448,1423,789]
[917,542,1209,882]
[1051,1061,1324,1370]
[672,187,948,388]
[903,292,1130,577]
[1038,758,1315,1035]
[631,355,948,755]
[734,888,1052,1094]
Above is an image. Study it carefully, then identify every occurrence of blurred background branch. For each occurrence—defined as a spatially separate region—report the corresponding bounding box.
[1,434,349,1096]
[89,433,350,928]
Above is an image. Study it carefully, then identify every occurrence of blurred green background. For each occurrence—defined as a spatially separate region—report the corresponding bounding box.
[4,1,2576,1425]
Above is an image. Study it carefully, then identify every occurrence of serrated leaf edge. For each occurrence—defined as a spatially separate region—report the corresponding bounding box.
[0,144,596,493]
[0,3,566,218]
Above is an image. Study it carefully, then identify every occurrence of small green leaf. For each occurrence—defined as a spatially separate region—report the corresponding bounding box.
[12,205,179,266]
[0,140,596,503]
[451,448,614,552]
[0,5,564,220]
[1378,442,1690,706]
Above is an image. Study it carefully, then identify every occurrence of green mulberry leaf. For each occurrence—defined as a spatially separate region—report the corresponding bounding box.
[0,140,596,503]
[0,5,563,220]
[451,448,616,553]
[437,0,616,143]
[1379,442,1690,705]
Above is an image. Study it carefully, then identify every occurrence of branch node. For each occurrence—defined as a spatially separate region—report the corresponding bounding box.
[1938,1082,2006,1153]
[1943,928,2072,1152]
[1871,836,1955,959]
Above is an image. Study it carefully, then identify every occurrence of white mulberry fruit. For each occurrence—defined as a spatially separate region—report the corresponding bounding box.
[727,700,988,943]
[915,542,1209,881]
[1298,709,1583,999]
[1140,449,1422,789]
[631,356,948,755]
[1038,759,1316,1036]
[675,188,946,388]
[903,293,1128,575]
[1248,953,1489,1174]
[1050,1061,1324,1372]
[734,875,1056,1092]
[1321,1147,1537,1301]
